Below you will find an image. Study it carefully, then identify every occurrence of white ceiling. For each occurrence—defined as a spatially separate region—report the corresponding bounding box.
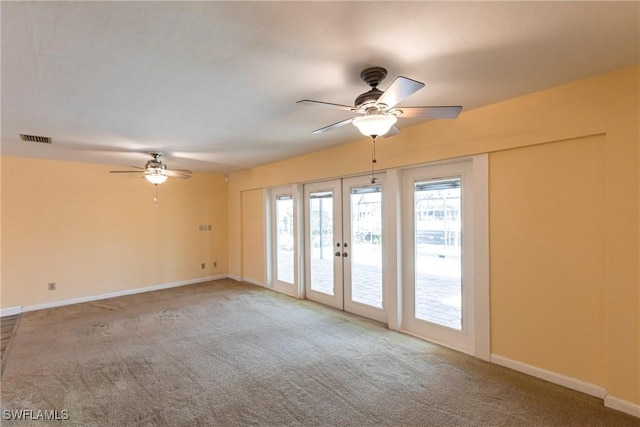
[2,1,638,174]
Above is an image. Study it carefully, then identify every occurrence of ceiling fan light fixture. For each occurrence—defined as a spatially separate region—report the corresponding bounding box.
[145,169,168,185]
[352,114,397,137]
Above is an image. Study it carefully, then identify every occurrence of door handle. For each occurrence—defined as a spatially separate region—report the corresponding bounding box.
[335,251,341,257]
[342,252,348,257]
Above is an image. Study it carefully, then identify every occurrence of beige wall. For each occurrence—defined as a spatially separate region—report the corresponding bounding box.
[227,66,639,404]
[1,156,228,308]
[1,66,637,406]
[490,135,606,387]
[241,189,265,284]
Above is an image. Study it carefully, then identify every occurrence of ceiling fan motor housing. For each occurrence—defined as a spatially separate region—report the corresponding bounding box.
[355,67,388,108]
[355,88,383,109]
[145,159,166,170]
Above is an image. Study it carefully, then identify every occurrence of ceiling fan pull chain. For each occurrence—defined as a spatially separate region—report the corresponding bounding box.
[154,184,159,206]
[370,136,377,184]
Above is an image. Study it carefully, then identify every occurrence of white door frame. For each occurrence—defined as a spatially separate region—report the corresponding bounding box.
[268,154,489,360]
[268,186,298,297]
[303,176,389,323]
[341,175,388,323]
[398,155,489,359]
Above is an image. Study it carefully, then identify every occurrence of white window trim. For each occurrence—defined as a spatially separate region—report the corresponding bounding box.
[263,154,489,360]
[267,185,300,297]
[387,154,489,360]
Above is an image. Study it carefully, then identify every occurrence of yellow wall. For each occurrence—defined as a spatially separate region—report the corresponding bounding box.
[227,66,639,404]
[0,158,3,309]
[1,66,637,406]
[490,135,606,387]
[240,189,266,284]
[1,156,228,308]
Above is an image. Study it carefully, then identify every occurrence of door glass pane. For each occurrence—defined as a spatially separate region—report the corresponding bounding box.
[309,191,334,295]
[276,195,294,284]
[350,186,383,308]
[414,178,462,330]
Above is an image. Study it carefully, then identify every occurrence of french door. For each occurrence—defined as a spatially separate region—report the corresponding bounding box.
[402,161,476,354]
[270,186,298,296]
[304,176,387,323]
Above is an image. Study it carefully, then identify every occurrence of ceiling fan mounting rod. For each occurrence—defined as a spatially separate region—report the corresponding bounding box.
[354,67,389,108]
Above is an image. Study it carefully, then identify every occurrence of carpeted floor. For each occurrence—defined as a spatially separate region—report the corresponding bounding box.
[1,279,638,426]
[1,314,21,376]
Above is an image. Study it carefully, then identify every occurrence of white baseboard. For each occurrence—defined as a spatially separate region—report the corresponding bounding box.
[271,287,298,298]
[227,274,242,282]
[490,354,606,399]
[204,274,229,281]
[605,395,640,418]
[0,306,23,317]
[243,277,266,287]
[20,275,228,313]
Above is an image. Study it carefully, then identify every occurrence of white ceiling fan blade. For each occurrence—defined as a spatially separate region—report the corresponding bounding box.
[312,118,355,134]
[166,170,192,178]
[297,100,355,111]
[376,76,425,109]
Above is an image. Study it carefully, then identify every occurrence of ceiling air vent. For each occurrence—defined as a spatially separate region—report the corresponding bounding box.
[19,134,52,144]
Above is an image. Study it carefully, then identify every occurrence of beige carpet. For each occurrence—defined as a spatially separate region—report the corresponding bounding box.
[1,279,638,426]
[1,314,21,376]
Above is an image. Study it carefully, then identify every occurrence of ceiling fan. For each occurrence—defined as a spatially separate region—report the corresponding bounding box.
[109,152,192,185]
[297,66,462,138]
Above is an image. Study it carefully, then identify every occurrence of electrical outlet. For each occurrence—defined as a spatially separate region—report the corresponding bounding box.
[48,282,56,291]
[213,261,217,268]
[201,263,206,269]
